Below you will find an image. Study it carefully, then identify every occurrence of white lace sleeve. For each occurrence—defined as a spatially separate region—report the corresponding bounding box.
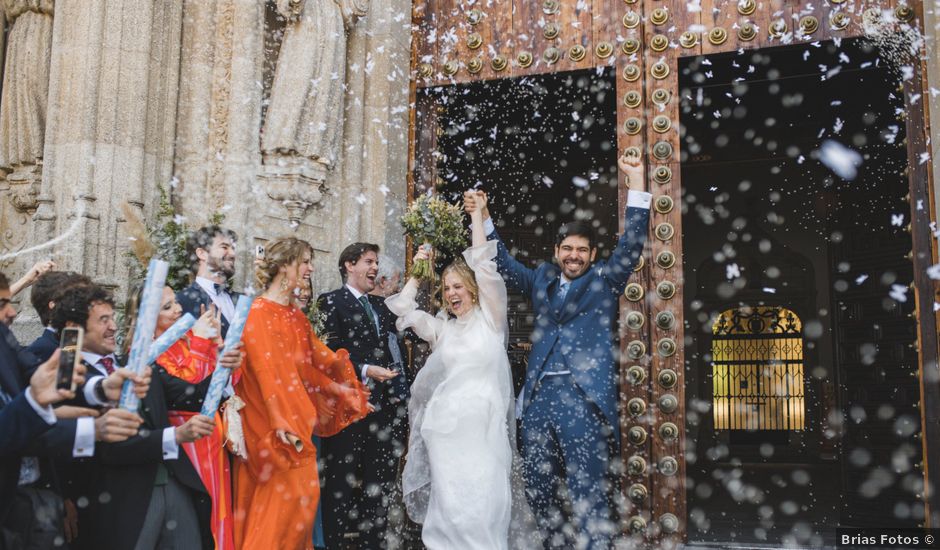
[385,279,445,348]
[463,241,509,340]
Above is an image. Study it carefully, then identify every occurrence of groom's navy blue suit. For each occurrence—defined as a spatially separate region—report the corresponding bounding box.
[488,194,650,548]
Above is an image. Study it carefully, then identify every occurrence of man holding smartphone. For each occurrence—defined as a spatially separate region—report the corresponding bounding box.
[0,274,149,548]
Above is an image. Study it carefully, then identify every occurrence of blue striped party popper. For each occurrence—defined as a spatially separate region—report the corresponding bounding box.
[200,293,254,417]
[119,259,169,411]
[145,313,197,365]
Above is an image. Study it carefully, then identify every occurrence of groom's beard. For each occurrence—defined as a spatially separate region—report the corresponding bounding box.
[208,254,235,279]
[558,259,590,279]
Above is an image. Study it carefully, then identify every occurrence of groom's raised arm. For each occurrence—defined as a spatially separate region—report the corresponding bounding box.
[482,217,537,296]
[600,152,652,293]
[600,193,651,293]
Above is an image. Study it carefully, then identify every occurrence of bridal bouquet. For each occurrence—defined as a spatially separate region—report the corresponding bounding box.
[400,194,468,280]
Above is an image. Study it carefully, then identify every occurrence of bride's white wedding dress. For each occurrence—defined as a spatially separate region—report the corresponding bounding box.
[386,241,537,550]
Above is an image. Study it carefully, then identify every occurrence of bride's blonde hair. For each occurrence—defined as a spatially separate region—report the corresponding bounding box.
[440,259,479,316]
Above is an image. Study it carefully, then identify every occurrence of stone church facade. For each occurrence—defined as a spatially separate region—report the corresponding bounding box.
[0,0,412,334]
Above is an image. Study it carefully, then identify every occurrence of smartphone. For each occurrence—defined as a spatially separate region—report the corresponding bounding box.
[255,245,265,260]
[57,327,84,392]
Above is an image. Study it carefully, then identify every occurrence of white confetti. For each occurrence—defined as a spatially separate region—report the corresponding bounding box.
[889,284,908,303]
[818,140,863,180]
[832,117,844,134]
[726,263,741,279]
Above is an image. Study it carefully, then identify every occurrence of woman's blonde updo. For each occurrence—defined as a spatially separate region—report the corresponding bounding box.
[255,237,314,290]
[439,259,480,316]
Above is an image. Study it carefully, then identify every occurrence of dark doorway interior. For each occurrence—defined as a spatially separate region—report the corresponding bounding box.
[680,38,921,547]
[426,68,620,389]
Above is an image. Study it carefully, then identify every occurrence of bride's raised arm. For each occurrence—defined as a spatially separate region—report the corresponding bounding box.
[463,190,509,339]
[385,247,445,348]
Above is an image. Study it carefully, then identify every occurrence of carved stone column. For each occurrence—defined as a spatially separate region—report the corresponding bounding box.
[173,0,264,289]
[175,0,412,295]
[174,0,264,226]
[0,1,54,275]
[0,1,53,195]
[33,0,183,286]
[328,0,413,270]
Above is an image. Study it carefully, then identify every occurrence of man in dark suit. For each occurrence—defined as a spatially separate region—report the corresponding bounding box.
[52,284,241,550]
[318,243,410,549]
[0,275,147,549]
[25,271,92,363]
[470,152,651,549]
[176,225,239,339]
[0,334,94,457]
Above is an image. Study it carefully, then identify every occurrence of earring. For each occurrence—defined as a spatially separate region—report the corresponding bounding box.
[280,277,289,292]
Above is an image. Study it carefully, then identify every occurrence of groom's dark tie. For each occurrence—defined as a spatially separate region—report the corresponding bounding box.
[358,295,380,335]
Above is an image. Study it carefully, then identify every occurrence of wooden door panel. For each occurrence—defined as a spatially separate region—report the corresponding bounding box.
[409,0,937,542]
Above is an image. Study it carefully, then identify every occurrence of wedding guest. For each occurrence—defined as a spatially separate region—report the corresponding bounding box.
[318,243,409,549]
[370,254,402,298]
[26,271,92,362]
[178,226,240,339]
[233,237,371,549]
[55,283,240,550]
[1,276,148,549]
[125,285,236,550]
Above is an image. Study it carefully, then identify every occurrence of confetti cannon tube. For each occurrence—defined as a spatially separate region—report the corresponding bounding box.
[200,294,253,417]
[145,313,197,365]
[119,260,169,410]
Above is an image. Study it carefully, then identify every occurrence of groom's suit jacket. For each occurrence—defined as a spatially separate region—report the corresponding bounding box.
[489,204,649,446]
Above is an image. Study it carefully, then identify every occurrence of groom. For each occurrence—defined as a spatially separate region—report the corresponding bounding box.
[468,152,650,549]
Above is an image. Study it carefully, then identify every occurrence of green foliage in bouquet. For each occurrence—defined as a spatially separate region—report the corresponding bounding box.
[400,195,468,280]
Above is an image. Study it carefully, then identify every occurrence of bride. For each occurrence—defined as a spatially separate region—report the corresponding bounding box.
[385,192,536,549]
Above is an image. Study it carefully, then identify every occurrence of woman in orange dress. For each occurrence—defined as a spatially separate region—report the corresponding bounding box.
[140,285,236,550]
[234,237,371,550]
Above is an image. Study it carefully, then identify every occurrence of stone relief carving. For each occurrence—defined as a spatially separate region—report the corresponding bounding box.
[0,0,54,218]
[260,0,369,225]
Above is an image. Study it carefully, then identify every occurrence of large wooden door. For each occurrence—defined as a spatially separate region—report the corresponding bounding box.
[408,0,940,544]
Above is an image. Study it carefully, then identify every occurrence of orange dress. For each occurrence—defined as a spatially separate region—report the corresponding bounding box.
[233,297,370,550]
[157,334,236,550]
